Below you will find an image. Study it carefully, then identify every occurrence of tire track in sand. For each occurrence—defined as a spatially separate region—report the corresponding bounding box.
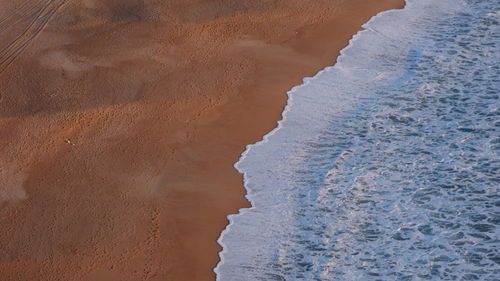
[0,0,45,31]
[0,0,66,75]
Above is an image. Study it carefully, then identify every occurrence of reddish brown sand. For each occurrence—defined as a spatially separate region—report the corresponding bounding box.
[0,0,403,280]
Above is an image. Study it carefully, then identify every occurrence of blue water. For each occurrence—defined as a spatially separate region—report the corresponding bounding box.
[216,0,500,280]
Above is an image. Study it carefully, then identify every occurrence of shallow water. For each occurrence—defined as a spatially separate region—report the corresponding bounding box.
[216,0,500,280]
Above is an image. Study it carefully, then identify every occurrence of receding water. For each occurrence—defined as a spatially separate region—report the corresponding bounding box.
[216,0,500,280]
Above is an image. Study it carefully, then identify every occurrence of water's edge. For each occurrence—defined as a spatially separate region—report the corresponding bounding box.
[213,1,408,276]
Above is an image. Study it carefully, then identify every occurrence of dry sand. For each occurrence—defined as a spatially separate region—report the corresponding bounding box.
[0,0,403,280]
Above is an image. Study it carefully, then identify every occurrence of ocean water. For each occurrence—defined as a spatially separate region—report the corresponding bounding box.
[215,0,500,280]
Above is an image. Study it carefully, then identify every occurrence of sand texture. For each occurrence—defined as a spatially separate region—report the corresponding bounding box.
[0,0,403,280]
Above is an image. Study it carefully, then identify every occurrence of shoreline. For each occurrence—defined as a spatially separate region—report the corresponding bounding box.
[216,1,411,276]
[0,0,403,280]
[214,0,404,273]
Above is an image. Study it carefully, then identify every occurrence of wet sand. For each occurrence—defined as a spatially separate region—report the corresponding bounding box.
[0,0,403,280]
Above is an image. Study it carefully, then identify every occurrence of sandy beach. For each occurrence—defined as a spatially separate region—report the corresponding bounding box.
[0,0,403,280]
